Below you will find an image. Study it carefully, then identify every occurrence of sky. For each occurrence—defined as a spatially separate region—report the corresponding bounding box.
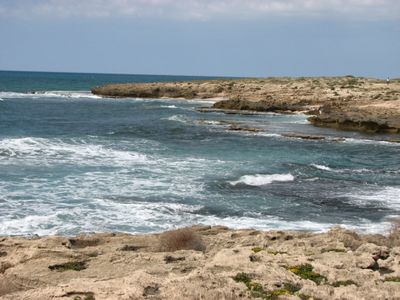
[0,0,399,78]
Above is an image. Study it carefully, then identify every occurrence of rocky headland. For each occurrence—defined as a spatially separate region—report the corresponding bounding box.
[92,77,400,134]
[1,226,400,300]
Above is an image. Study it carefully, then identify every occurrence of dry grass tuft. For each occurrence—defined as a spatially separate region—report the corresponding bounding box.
[159,228,206,252]
[388,218,400,247]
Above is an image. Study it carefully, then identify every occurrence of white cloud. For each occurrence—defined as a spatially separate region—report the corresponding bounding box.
[1,0,399,20]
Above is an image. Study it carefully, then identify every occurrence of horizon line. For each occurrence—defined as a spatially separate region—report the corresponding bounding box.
[0,69,397,80]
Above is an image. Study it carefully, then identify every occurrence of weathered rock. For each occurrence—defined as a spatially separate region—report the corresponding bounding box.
[92,77,400,134]
[1,226,400,299]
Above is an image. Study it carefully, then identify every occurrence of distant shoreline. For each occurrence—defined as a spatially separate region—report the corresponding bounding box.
[92,76,400,134]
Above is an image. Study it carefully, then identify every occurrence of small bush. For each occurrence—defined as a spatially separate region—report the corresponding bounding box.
[233,273,301,299]
[332,280,357,287]
[252,247,263,253]
[321,248,346,253]
[385,276,400,282]
[297,294,321,300]
[159,228,206,252]
[282,282,301,293]
[233,272,252,285]
[288,264,327,285]
[49,261,87,272]
[63,292,95,300]
[388,218,400,247]
[267,250,287,255]
[347,78,359,86]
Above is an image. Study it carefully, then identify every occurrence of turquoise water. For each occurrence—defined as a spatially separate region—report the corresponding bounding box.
[0,71,399,235]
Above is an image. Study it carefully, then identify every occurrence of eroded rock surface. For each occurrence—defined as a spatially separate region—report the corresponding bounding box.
[92,77,400,134]
[1,226,400,299]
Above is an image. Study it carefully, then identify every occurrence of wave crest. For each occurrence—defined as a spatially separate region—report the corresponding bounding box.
[311,164,333,171]
[0,91,101,99]
[229,173,294,186]
[0,137,148,166]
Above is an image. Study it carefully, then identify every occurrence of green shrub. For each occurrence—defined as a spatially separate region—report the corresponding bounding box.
[288,264,327,285]
[385,277,400,282]
[48,261,87,272]
[332,280,357,287]
[252,247,263,253]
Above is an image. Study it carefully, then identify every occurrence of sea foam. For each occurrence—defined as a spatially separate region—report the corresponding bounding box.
[346,186,400,209]
[311,164,333,171]
[0,137,149,166]
[229,173,294,186]
[0,91,101,99]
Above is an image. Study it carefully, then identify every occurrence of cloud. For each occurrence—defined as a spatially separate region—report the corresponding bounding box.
[1,0,399,20]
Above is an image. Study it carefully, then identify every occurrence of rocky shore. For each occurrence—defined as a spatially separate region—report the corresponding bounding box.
[1,226,400,299]
[92,77,400,133]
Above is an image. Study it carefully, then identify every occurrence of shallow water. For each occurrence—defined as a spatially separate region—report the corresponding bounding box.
[0,71,399,235]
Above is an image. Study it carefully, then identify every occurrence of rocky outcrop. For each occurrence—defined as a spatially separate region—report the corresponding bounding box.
[1,226,400,299]
[308,115,400,134]
[91,81,228,99]
[212,98,304,113]
[92,77,400,134]
[308,101,400,133]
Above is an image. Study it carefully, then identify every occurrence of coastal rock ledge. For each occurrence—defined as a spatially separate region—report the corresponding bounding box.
[92,77,400,134]
[1,226,400,299]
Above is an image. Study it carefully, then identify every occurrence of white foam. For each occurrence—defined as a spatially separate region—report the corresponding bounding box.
[160,105,178,109]
[229,173,294,186]
[189,215,332,232]
[165,115,188,124]
[255,132,282,138]
[311,164,333,171]
[0,204,391,235]
[0,214,61,236]
[346,186,400,209]
[192,214,392,234]
[0,137,149,166]
[196,120,224,126]
[310,164,387,174]
[227,130,282,138]
[0,91,101,99]
[344,138,399,146]
[0,199,205,236]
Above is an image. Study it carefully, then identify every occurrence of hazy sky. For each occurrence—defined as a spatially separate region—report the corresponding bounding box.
[0,0,399,78]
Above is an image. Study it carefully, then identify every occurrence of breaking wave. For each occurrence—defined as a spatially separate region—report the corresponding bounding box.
[311,164,333,171]
[0,137,148,166]
[229,173,294,186]
[0,91,101,99]
[345,186,400,209]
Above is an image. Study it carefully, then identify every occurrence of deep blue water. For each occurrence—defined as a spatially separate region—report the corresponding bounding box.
[0,70,222,92]
[0,71,399,235]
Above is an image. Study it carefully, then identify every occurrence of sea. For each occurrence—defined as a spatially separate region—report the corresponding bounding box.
[0,70,399,236]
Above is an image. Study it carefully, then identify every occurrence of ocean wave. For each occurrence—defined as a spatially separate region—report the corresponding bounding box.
[0,204,391,236]
[343,138,400,146]
[229,173,294,186]
[0,200,205,236]
[0,91,101,99]
[160,105,178,109]
[226,130,282,138]
[196,215,391,234]
[165,114,188,124]
[346,186,400,209]
[310,163,399,175]
[195,120,226,126]
[0,137,149,166]
[254,132,282,138]
[311,164,333,171]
